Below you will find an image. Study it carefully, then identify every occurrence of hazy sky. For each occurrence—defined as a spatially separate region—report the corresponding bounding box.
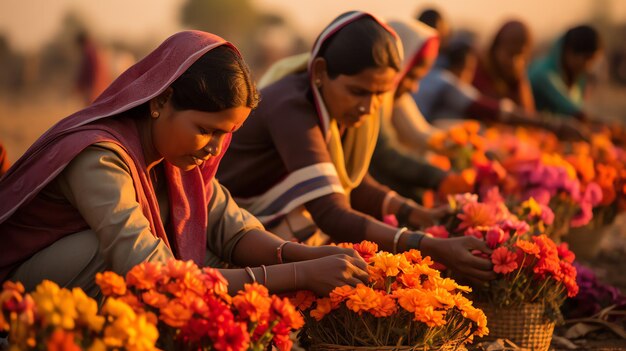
[1,0,624,53]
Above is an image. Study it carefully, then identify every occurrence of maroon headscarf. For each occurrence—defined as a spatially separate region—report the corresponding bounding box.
[0,31,238,279]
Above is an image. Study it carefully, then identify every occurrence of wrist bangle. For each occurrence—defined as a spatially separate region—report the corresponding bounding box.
[276,241,291,264]
[261,265,268,286]
[396,201,413,227]
[244,266,257,283]
[393,227,408,254]
[406,231,426,251]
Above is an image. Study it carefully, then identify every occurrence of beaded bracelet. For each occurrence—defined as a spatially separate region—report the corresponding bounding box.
[244,266,256,283]
[392,227,408,254]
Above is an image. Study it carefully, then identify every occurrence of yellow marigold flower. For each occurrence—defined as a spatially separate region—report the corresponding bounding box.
[346,285,381,314]
[371,252,409,277]
[87,338,107,351]
[521,197,542,217]
[310,298,332,321]
[31,280,77,330]
[71,288,104,332]
[159,299,193,328]
[402,249,423,264]
[95,271,127,296]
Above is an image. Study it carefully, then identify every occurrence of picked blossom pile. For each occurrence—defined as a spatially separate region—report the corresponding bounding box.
[436,193,579,316]
[295,240,488,349]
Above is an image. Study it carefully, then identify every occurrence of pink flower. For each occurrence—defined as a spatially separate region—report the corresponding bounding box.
[491,247,518,274]
[383,214,399,227]
[486,227,508,249]
[582,182,603,206]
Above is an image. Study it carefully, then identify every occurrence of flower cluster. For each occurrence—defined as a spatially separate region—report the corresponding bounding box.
[297,241,488,349]
[0,280,158,350]
[95,259,303,351]
[442,195,579,316]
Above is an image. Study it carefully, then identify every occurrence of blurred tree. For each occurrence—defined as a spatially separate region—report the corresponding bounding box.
[180,0,258,46]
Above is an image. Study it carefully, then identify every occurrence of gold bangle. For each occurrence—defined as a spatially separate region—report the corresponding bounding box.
[244,266,256,283]
[393,227,408,254]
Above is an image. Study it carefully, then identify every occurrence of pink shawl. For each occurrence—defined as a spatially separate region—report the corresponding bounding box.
[0,31,237,279]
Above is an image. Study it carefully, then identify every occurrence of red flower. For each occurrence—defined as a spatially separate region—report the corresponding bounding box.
[557,243,576,263]
[491,247,518,274]
[353,241,379,262]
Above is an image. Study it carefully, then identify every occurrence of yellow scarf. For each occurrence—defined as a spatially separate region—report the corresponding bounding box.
[258,53,381,194]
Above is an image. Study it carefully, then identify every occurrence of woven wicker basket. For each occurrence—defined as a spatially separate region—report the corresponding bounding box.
[309,344,464,351]
[477,303,555,351]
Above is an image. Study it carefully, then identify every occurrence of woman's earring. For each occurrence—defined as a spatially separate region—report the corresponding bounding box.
[151,111,160,118]
[314,78,322,87]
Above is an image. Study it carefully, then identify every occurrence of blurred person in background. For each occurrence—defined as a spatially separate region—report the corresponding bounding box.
[416,8,450,48]
[472,20,536,114]
[75,31,110,104]
[218,11,495,283]
[416,34,588,140]
[529,25,603,122]
[369,19,448,200]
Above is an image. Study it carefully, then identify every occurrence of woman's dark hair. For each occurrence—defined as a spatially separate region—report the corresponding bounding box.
[170,45,259,111]
[417,9,443,29]
[563,25,601,56]
[444,40,474,70]
[317,16,401,78]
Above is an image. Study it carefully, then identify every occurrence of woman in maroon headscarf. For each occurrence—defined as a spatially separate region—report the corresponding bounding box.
[472,20,536,114]
[0,31,368,298]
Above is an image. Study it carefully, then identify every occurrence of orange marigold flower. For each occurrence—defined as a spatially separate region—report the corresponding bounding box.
[329,285,355,308]
[165,259,199,280]
[370,293,397,318]
[95,271,127,296]
[422,190,436,209]
[289,290,316,311]
[46,329,80,351]
[141,291,168,309]
[125,261,164,291]
[515,240,540,256]
[346,284,379,314]
[202,267,229,298]
[449,126,469,145]
[457,202,498,231]
[159,299,193,328]
[414,305,446,327]
[232,283,271,323]
[428,154,451,171]
[462,305,489,337]
[491,247,518,274]
[557,243,576,263]
[402,249,424,264]
[270,295,305,330]
[353,241,379,262]
[310,298,332,321]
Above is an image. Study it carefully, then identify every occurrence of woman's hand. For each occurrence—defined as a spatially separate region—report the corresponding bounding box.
[295,254,369,296]
[420,236,496,284]
[408,204,451,227]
